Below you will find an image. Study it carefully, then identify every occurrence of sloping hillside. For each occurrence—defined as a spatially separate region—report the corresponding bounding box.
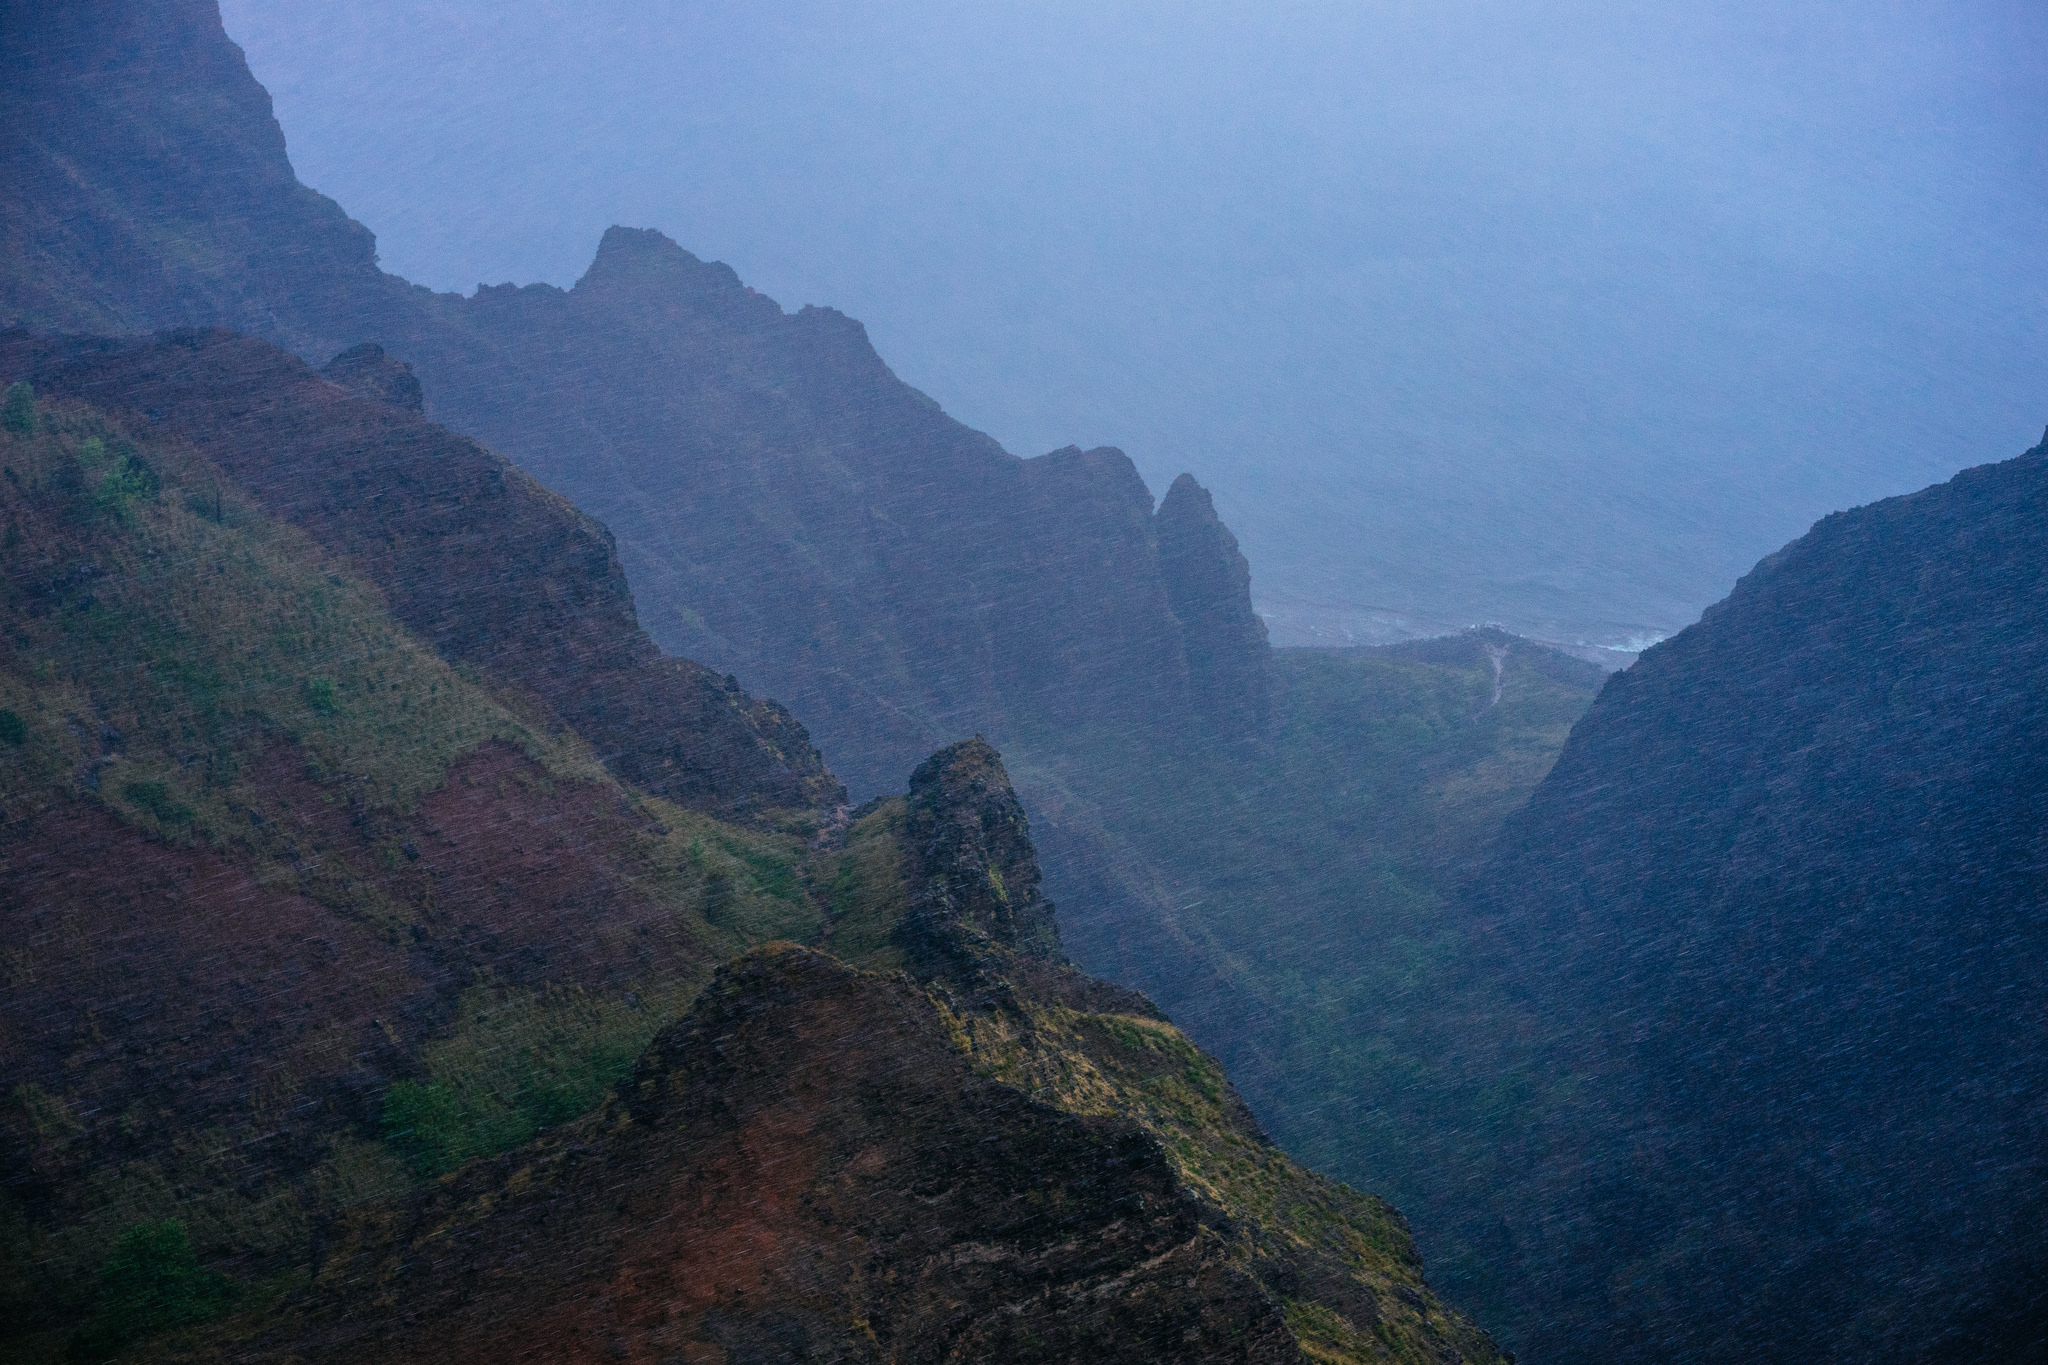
[0,394,1504,1365]
[1460,430,2048,1361]
[187,742,1508,1365]
[1,330,841,823]
[0,384,827,1359]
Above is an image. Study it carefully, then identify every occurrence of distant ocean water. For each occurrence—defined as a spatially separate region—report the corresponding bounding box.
[1257,596,1655,669]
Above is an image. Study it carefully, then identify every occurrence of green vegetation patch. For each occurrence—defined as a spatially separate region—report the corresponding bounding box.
[1283,1298,1383,1365]
[121,778,193,828]
[364,806,821,1179]
[71,435,160,524]
[65,1220,239,1363]
[822,797,910,970]
[0,401,615,923]
[382,978,703,1177]
[2,382,37,436]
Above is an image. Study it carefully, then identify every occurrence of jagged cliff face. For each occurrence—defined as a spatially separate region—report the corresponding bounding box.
[1157,473,1275,739]
[1,5,1276,799]
[380,226,1272,795]
[0,0,392,360]
[1462,433,2048,1362]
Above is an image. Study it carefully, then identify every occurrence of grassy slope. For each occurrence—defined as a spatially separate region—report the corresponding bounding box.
[0,400,822,1360]
[955,996,1507,1365]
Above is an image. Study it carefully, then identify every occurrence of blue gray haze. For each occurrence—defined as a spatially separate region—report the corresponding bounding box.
[222,0,2047,655]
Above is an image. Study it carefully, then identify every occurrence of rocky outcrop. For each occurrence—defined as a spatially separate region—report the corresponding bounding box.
[895,736,1065,979]
[320,341,422,411]
[279,946,1303,1364]
[0,328,842,821]
[270,737,1509,1365]
[1157,473,1275,739]
[1460,430,2048,1362]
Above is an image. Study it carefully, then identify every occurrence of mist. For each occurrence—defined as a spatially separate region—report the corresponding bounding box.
[10,3,2048,1356]
[219,0,2047,652]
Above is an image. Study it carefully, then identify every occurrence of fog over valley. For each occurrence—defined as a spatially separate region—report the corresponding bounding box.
[222,0,2048,653]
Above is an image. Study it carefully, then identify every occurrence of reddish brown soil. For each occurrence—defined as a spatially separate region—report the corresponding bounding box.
[247,739,696,996]
[0,742,721,1243]
[288,947,1300,1365]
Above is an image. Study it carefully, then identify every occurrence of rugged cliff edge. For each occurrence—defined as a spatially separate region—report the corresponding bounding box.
[0,379,1500,1362]
[384,228,1275,795]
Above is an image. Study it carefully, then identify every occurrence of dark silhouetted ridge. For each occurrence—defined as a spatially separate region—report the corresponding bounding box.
[1461,428,2048,1362]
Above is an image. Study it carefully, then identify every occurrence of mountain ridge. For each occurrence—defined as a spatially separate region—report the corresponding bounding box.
[2,7,1277,799]
[0,372,1506,1364]
[3,11,1627,1359]
[1450,428,2048,1361]
[0,327,843,823]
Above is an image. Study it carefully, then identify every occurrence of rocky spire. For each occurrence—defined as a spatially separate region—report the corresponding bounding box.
[1155,473,1275,740]
[894,736,1064,978]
